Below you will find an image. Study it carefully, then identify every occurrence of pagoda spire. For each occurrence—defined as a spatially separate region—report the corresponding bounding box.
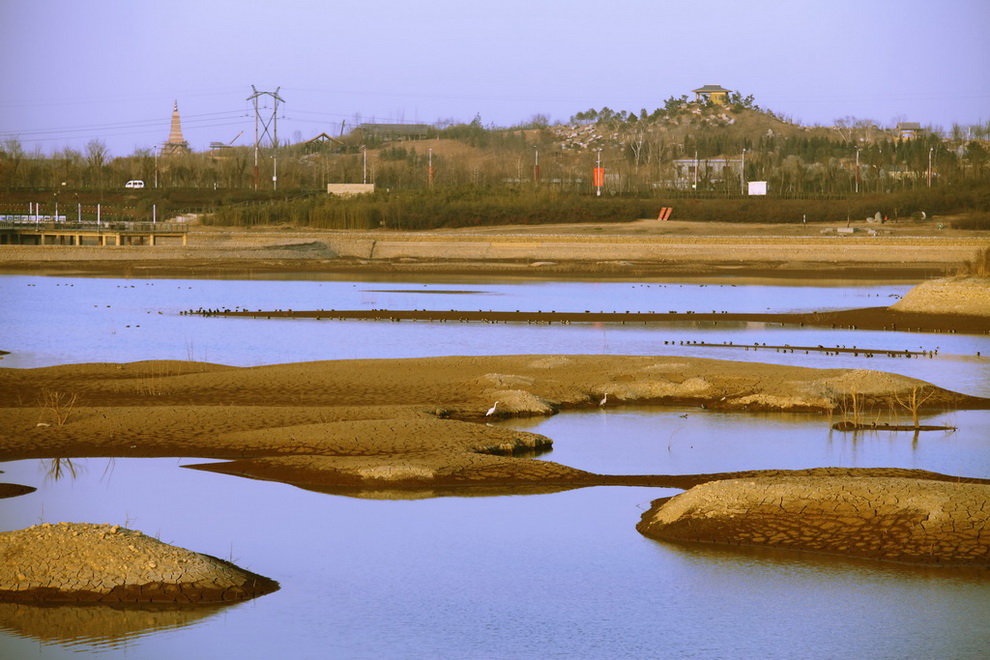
[162,100,190,155]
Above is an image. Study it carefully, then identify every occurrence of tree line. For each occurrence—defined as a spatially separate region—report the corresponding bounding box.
[3,93,988,215]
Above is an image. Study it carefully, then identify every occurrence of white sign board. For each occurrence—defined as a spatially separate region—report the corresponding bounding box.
[748,181,768,196]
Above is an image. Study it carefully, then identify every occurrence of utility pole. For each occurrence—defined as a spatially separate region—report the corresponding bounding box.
[247,85,285,190]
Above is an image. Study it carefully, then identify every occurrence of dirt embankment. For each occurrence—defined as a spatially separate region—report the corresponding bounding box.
[1,222,986,279]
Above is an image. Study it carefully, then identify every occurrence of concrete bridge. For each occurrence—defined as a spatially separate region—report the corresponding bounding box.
[0,220,188,246]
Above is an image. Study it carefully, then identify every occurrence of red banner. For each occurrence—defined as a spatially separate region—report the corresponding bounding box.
[593,167,604,187]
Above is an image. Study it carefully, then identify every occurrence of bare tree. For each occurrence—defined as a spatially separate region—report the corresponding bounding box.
[57,147,82,186]
[85,139,110,188]
[1,137,25,188]
[893,387,936,429]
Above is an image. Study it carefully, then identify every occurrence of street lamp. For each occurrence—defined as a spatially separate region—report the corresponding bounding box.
[855,147,860,193]
[741,148,746,195]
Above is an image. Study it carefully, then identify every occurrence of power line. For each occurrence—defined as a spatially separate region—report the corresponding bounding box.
[2,111,247,139]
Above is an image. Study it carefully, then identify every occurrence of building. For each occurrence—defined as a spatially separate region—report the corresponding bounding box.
[355,123,433,141]
[303,132,344,154]
[671,157,743,189]
[692,85,732,105]
[162,100,191,155]
[896,122,923,140]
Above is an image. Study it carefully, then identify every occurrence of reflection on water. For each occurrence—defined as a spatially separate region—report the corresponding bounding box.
[41,458,80,482]
[0,601,230,651]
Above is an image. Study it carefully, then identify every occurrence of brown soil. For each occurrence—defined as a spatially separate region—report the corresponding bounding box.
[1,220,987,279]
[0,522,279,603]
[1,355,986,495]
[637,476,990,567]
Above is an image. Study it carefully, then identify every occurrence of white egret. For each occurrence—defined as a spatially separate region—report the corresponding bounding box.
[486,401,500,417]
[599,393,608,407]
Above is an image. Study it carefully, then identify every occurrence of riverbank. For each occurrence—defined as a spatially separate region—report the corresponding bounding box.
[0,220,987,279]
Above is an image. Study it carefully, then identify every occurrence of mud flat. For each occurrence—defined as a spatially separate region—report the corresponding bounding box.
[2,355,987,490]
[637,476,990,567]
[0,522,279,603]
[2,355,989,567]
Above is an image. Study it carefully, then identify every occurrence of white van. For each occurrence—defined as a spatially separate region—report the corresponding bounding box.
[124,180,145,189]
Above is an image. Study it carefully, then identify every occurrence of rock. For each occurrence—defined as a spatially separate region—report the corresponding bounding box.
[0,523,279,603]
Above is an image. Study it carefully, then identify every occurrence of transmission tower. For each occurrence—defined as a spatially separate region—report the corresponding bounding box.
[247,85,285,189]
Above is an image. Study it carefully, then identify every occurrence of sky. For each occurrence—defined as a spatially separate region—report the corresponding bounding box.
[2,0,988,157]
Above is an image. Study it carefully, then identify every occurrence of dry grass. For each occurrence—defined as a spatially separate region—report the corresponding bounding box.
[957,246,990,277]
[38,388,78,426]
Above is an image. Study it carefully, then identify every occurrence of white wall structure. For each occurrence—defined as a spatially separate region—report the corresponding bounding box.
[748,181,768,195]
[327,184,375,196]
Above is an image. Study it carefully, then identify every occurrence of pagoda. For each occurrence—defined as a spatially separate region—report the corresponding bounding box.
[691,84,731,105]
[162,100,191,155]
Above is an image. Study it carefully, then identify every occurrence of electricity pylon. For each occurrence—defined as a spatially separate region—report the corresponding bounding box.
[247,85,285,189]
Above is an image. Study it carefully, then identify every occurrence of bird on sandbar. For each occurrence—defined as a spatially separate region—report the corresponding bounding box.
[486,401,500,417]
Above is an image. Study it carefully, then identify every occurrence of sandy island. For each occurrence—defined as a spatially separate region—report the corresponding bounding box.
[2,353,990,572]
[0,522,278,603]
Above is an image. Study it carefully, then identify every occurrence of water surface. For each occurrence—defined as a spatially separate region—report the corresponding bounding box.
[1,273,988,659]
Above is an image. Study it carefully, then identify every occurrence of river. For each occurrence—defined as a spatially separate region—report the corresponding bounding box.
[1,273,988,659]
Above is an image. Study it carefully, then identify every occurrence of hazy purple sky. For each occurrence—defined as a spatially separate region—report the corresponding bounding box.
[2,0,988,156]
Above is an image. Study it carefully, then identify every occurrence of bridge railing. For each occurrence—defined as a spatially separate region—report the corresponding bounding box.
[0,219,187,233]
